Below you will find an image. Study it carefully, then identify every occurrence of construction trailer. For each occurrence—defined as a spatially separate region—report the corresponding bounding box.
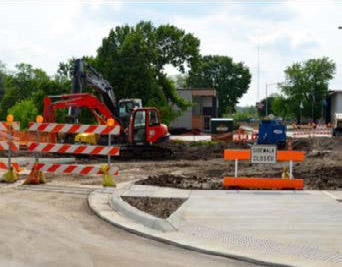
[326,90,342,122]
[170,88,218,133]
[326,90,342,135]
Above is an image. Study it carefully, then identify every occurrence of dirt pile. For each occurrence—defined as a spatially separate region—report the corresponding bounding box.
[292,137,342,153]
[121,196,186,218]
[169,141,248,160]
[136,174,222,190]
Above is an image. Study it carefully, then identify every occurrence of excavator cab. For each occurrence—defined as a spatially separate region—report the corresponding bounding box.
[118,99,142,128]
[128,108,169,146]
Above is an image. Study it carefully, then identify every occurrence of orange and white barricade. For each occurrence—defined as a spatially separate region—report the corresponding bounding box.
[25,119,121,186]
[223,149,305,190]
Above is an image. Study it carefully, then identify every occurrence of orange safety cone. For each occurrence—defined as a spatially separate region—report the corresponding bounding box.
[24,163,46,185]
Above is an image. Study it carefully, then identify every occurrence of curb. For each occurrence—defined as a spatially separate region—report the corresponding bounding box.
[323,191,342,202]
[110,193,176,232]
[88,190,293,267]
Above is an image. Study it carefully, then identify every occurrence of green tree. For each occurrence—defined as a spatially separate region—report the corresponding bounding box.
[0,63,70,118]
[95,21,200,123]
[187,55,251,116]
[271,95,293,119]
[279,57,335,122]
[8,99,38,129]
[171,74,188,88]
[0,61,6,101]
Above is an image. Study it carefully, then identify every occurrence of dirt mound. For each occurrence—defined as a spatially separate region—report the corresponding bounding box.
[137,155,342,190]
[136,174,223,190]
[170,141,249,160]
[292,137,342,152]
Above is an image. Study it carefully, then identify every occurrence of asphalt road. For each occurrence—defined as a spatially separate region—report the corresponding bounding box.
[0,188,256,267]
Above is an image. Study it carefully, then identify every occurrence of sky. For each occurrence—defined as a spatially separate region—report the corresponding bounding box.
[1,0,342,106]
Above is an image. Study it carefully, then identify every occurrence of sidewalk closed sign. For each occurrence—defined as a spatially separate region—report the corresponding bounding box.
[251,145,277,164]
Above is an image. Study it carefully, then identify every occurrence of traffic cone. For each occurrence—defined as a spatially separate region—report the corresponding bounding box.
[101,164,116,187]
[24,163,46,185]
[2,167,18,183]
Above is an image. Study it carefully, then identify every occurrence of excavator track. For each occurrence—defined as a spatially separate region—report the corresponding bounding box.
[117,145,173,160]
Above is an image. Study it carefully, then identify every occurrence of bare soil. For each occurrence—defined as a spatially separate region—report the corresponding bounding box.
[11,137,342,191]
[121,196,186,219]
[136,138,342,190]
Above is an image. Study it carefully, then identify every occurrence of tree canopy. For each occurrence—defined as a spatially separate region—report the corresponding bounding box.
[187,55,251,116]
[279,57,335,122]
[94,21,201,124]
[0,63,70,119]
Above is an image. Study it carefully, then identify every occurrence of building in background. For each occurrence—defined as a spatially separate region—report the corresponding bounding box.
[326,90,342,124]
[170,88,218,133]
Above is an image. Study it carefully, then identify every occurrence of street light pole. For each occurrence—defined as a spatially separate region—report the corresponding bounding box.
[265,83,268,116]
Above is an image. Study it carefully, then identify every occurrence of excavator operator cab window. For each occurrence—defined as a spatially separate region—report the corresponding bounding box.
[133,110,146,143]
[149,110,159,126]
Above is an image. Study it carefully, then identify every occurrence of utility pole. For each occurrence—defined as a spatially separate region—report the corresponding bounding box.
[257,46,260,102]
[265,83,268,116]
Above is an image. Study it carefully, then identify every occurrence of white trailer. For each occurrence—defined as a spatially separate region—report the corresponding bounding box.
[333,113,342,136]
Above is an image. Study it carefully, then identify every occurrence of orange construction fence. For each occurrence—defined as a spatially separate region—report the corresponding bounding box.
[0,130,52,148]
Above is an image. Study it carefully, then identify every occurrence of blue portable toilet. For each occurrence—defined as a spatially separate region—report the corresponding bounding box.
[257,119,287,148]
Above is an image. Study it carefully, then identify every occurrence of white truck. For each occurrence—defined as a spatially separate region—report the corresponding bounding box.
[333,113,342,136]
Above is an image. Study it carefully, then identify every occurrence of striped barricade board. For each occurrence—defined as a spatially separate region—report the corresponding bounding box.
[0,122,20,131]
[0,141,20,151]
[27,142,120,156]
[0,161,21,171]
[28,123,120,135]
[25,162,119,175]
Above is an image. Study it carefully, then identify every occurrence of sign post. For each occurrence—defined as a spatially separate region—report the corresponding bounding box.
[6,114,14,171]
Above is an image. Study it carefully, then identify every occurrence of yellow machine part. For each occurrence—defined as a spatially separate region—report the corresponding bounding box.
[74,133,97,144]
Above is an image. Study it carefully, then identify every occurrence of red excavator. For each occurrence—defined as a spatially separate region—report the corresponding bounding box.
[43,59,170,157]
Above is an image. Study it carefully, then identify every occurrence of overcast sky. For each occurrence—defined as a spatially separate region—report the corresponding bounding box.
[1,0,342,106]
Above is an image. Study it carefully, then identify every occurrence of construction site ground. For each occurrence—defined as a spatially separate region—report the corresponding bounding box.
[21,137,339,190]
[0,137,341,266]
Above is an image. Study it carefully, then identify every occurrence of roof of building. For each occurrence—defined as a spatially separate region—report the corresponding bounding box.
[329,90,342,96]
[178,88,217,97]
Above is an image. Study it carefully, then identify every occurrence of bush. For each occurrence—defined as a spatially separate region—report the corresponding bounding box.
[8,99,38,129]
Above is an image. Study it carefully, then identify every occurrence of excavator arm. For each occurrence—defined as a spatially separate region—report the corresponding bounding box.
[44,93,118,126]
[70,59,119,122]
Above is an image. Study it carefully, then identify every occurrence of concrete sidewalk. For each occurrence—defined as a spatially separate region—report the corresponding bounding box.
[89,185,342,267]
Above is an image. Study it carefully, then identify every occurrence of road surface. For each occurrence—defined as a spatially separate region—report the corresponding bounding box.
[0,188,255,267]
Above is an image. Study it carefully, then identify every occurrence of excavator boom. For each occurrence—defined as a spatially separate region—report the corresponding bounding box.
[44,93,118,126]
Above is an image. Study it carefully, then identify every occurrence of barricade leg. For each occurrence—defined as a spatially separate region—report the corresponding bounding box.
[234,159,238,178]
[2,124,18,183]
[24,120,45,185]
[289,160,293,179]
[2,167,18,183]
[24,163,46,185]
[101,164,116,187]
